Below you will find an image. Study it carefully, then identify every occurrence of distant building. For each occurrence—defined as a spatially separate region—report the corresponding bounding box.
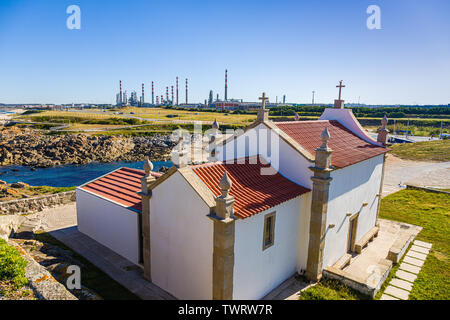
[208,90,213,106]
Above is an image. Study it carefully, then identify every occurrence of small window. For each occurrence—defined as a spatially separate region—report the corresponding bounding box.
[263,212,276,250]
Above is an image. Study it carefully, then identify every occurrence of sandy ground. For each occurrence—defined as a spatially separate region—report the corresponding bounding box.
[383,154,450,197]
[0,109,24,121]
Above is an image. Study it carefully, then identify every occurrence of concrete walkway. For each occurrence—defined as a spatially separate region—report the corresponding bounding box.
[383,154,450,197]
[380,240,432,300]
[262,275,310,300]
[49,226,176,300]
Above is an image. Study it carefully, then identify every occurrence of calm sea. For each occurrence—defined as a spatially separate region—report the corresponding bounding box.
[0,161,173,187]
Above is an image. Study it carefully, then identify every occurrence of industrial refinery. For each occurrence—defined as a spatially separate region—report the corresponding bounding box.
[114,70,290,110]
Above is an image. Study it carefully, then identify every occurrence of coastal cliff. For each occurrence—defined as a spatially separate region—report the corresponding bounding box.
[0,127,175,168]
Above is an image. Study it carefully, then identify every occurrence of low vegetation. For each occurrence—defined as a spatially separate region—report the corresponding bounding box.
[0,239,28,294]
[19,113,147,126]
[298,278,369,300]
[378,189,449,300]
[390,140,450,162]
[0,184,76,202]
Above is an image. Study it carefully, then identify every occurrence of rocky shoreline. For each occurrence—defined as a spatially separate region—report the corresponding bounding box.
[0,127,175,168]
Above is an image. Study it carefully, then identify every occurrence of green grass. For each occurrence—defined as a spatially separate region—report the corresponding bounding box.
[299,279,370,300]
[378,189,450,300]
[0,239,28,290]
[29,186,76,194]
[390,139,450,162]
[34,232,140,300]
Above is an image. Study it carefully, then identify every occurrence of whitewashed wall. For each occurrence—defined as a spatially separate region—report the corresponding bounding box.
[319,108,380,145]
[76,189,140,265]
[322,155,384,268]
[296,191,312,273]
[150,171,213,300]
[219,123,313,189]
[233,196,304,300]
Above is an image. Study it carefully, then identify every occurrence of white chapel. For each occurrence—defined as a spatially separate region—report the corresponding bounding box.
[76,83,390,300]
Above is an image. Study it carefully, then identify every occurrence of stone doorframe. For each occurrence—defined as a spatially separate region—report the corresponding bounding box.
[347,213,359,253]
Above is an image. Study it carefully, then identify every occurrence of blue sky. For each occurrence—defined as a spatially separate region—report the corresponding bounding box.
[0,0,449,105]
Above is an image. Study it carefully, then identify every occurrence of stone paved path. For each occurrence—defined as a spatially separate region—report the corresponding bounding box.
[383,154,450,197]
[380,240,432,300]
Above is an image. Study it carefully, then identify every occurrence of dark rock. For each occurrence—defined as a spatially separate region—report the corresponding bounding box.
[158,166,170,173]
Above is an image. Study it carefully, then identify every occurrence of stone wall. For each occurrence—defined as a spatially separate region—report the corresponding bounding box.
[0,191,76,215]
[9,240,77,300]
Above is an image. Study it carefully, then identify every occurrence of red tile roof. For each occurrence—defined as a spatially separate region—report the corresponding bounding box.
[81,167,162,212]
[274,120,388,168]
[191,157,310,219]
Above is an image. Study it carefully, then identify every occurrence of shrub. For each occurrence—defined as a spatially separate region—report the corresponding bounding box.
[0,239,28,289]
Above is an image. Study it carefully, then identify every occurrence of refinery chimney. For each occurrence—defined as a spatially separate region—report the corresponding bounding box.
[141,83,145,106]
[120,80,123,105]
[185,78,188,104]
[176,77,179,106]
[152,81,154,105]
[225,69,228,101]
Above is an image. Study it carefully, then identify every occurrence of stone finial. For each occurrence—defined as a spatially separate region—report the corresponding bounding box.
[377,115,389,146]
[144,158,153,176]
[219,170,232,197]
[212,119,219,130]
[320,127,330,149]
[294,113,299,121]
[381,115,388,128]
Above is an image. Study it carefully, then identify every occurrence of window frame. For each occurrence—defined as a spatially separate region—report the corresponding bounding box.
[262,212,276,251]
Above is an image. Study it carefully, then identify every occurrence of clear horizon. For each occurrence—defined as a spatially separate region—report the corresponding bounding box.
[0,0,449,105]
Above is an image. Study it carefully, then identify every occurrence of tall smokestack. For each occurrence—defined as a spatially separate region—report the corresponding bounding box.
[166,87,169,103]
[225,69,228,101]
[156,96,159,105]
[152,81,154,105]
[141,83,145,106]
[185,78,188,104]
[176,77,179,106]
[171,86,174,105]
[120,80,123,105]
[161,95,163,104]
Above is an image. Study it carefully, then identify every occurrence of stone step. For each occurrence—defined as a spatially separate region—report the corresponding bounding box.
[380,294,399,300]
[406,250,427,261]
[390,278,413,292]
[410,245,430,255]
[384,285,410,300]
[413,240,432,249]
[399,262,421,275]
[403,256,424,268]
[396,270,417,283]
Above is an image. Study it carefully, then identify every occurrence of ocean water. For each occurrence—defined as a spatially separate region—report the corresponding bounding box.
[0,160,173,187]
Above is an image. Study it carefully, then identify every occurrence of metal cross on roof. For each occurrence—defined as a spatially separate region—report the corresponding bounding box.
[259,92,269,109]
[336,80,346,100]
